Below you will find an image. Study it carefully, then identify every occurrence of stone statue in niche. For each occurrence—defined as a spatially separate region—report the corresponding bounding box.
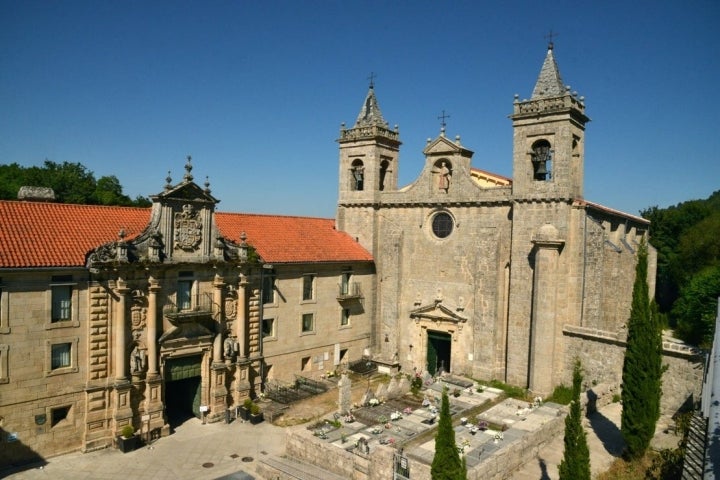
[432,161,451,192]
[131,345,145,373]
[224,336,235,358]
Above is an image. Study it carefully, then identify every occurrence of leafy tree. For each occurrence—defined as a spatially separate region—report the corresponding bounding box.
[0,160,150,206]
[431,388,466,480]
[621,241,664,459]
[672,266,720,347]
[558,359,590,480]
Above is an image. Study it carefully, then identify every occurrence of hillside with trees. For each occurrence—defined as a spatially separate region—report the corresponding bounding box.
[642,190,720,347]
[0,160,150,207]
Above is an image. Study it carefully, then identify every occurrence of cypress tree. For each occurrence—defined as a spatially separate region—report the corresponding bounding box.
[558,359,591,480]
[431,388,466,480]
[620,240,664,459]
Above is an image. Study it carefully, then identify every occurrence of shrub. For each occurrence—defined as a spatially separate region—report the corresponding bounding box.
[548,384,573,405]
[250,403,261,415]
[243,398,253,410]
[120,424,134,438]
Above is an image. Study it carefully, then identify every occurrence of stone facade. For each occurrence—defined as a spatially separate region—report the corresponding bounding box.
[0,162,375,465]
[337,45,656,398]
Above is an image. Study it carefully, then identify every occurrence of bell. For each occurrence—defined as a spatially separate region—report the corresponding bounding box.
[534,161,548,180]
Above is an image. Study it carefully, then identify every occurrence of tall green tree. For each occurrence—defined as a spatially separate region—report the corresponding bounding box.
[673,265,720,347]
[558,359,590,480]
[431,388,466,480]
[621,240,664,459]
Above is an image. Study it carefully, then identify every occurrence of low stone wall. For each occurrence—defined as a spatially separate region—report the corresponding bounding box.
[277,405,566,480]
[564,325,705,416]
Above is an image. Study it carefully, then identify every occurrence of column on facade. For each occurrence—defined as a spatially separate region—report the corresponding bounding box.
[236,273,247,358]
[146,277,160,377]
[212,274,225,363]
[528,238,563,394]
[115,278,130,382]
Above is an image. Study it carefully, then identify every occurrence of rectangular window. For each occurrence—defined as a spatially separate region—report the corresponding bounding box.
[301,313,314,333]
[262,318,275,338]
[51,405,71,427]
[51,343,71,369]
[341,308,350,326]
[302,274,315,301]
[51,285,72,322]
[177,281,192,310]
[301,356,311,371]
[262,270,276,304]
[0,344,8,383]
[340,271,352,295]
[0,280,8,334]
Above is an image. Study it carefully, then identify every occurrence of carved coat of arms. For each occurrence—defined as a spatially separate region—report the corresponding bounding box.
[174,204,202,251]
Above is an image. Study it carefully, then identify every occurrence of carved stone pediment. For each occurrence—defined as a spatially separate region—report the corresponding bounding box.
[410,301,467,326]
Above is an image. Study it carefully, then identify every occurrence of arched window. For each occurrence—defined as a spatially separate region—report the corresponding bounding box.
[379,160,389,191]
[531,140,552,181]
[351,160,364,191]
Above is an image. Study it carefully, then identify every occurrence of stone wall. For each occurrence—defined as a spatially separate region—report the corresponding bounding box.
[279,405,565,480]
[564,325,705,416]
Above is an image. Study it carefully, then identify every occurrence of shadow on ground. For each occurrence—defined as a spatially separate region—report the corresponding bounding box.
[588,409,624,457]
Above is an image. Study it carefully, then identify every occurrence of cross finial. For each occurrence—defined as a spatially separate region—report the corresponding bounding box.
[544,30,558,50]
[438,110,451,130]
[368,72,376,89]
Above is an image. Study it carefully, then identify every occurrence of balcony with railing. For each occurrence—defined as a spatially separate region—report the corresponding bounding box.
[337,282,363,301]
[163,292,214,323]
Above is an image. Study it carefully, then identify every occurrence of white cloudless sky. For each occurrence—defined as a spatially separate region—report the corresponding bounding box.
[1,0,718,218]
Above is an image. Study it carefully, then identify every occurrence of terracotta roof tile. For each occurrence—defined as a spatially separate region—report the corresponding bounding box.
[0,201,150,268]
[215,212,373,264]
[0,201,373,268]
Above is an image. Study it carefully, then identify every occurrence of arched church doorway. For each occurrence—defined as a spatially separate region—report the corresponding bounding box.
[427,330,451,376]
[164,355,202,427]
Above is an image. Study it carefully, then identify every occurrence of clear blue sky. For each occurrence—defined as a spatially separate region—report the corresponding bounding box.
[2,1,718,218]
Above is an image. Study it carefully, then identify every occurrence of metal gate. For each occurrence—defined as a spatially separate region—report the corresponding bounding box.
[393,450,410,480]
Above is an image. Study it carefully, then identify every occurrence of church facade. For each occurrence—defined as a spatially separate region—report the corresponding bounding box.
[0,45,656,465]
[336,44,655,394]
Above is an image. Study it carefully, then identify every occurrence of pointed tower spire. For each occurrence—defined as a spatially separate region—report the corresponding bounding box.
[531,43,565,99]
[354,86,389,128]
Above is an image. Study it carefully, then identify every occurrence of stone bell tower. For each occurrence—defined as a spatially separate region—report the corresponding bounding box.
[336,80,401,253]
[505,43,590,394]
[510,42,590,201]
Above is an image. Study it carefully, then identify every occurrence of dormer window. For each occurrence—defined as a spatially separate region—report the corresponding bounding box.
[531,140,552,181]
[351,160,364,191]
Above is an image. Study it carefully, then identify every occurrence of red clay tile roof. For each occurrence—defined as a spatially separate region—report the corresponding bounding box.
[0,201,373,268]
[0,201,151,268]
[215,212,373,264]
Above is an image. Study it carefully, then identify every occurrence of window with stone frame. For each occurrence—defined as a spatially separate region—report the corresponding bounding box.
[340,270,352,296]
[262,270,276,304]
[46,337,78,376]
[51,405,71,427]
[51,284,72,322]
[431,212,454,239]
[301,313,314,333]
[302,274,315,301]
[0,344,8,383]
[0,280,8,333]
[51,343,71,369]
[262,318,275,338]
[177,271,194,310]
[341,308,350,326]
